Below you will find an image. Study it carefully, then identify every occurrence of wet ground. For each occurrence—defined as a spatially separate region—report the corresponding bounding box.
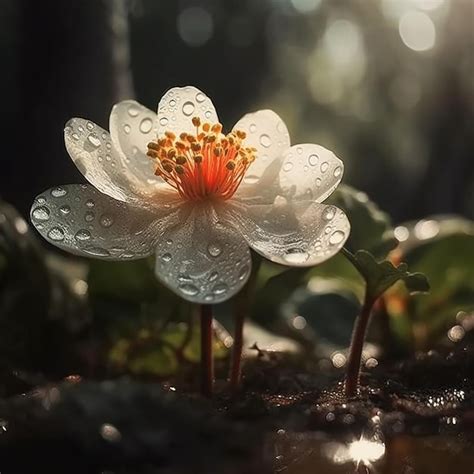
[0,345,473,474]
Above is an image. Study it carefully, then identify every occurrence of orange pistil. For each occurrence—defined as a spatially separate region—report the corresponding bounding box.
[146,117,256,201]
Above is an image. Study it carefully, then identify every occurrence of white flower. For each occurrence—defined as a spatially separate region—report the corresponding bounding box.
[30,86,350,304]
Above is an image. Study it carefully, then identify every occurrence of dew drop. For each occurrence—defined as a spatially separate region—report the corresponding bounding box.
[208,243,222,257]
[182,101,195,116]
[72,133,79,141]
[123,124,131,134]
[315,178,322,187]
[329,230,345,245]
[159,116,169,127]
[205,110,212,119]
[51,187,67,198]
[128,104,139,117]
[243,175,259,185]
[212,283,228,295]
[204,294,214,302]
[208,271,218,282]
[323,208,335,221]
[334,166,342,177]
[87,133,101,148]
[238,265,250,281]
[85,199,95,208]
[308,154,319,166]
[196,92,206,103]
[325,226,332,234]
[86,121,94,131]
[179,283,199,296]
[83,246,110,257]
[260,134,271,148]
[320,161,329,173]
[84,211,95,222]
[75,229,91,241]
[100,215,114,227]
[283,161,293,172]
[37,197,46,204]
[161,253,172,263]
[48,227,64,241]
[297,146,303,154]
[249,123,257,133]
[166,238,173,245]
[32,206,50,221]
[283,248,309,264]
[139,117,153,134]
[59,205,71,215]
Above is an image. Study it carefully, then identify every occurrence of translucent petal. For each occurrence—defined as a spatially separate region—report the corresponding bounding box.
[156,86,218,137]
[154,204,251,304]
[109,100,166,193]
[65,118,144,203]
[226,198,350,266]
[279,144,344,203]
[232,109,290,186]
[30,184,178,260]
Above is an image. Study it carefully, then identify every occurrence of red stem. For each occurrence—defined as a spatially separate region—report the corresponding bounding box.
[344,292,374,398]
[200,304,214,398]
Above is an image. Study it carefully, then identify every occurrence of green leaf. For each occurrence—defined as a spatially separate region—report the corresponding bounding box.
[345,249,429,301]
[327,185,396,258]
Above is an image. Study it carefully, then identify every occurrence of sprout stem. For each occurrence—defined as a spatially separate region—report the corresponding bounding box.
[200,304,214,398]
[229,255,262,391]
[344,291,375,398]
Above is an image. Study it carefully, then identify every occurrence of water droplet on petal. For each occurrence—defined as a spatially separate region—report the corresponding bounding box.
[48,227,65,241]
[123,124,131,134]
[207,243,222,257]
[128,104,139,117]
[212,283,228,295]
[208,271,218,282]
[283,248,309,264]
[315,178,322,187]
[72,133,79,141]
[249,123,257,133]
[161,253,172,263]
[238,265,249,281]
[323,208,335,221]
[196,92,206,103]
[329,230,345,245]
[32,206,50,221]
[179,283,199,296]
[260,134,271,148]
[139,117,153,134]
[159,116,169,126]
[84,211,95,222]
[75,229,91,241]
[37,197,46,204]
[86,121,94,131]
[320,162,329,173]
[87,133,101,148]
[166,238,173,245]
[283,161,293,172]
[84,246,111,257]
[334,166,342,177]
[59,205,71,215]
[100,215,114,227]
[86,199,95,208]
[51,187,67,198]
[182,101,195,116]
[243,175,259,185]
[297,146,303,154]
[308,154,319,166]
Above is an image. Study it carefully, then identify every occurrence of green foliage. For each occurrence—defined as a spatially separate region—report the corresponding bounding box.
[343,249,429,302]
[327,185,397,258]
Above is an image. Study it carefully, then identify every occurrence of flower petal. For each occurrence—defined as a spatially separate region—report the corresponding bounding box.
[156,86,218,137]
[30,184,176,260]
[226,198,350,266]
[154,204,251,304]
[232,109,290,185]
[279,144,344,202]
[109,100,166,192]
[65,118,144,203]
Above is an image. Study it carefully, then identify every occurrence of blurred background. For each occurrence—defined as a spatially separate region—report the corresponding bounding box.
[1,0,473,222]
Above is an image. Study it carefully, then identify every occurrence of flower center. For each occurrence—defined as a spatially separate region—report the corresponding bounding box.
[146,117,256,201]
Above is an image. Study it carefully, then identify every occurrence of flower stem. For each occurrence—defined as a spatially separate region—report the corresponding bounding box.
[344,291,375,398]
[200,304,214,398]
[229,255,262,391]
